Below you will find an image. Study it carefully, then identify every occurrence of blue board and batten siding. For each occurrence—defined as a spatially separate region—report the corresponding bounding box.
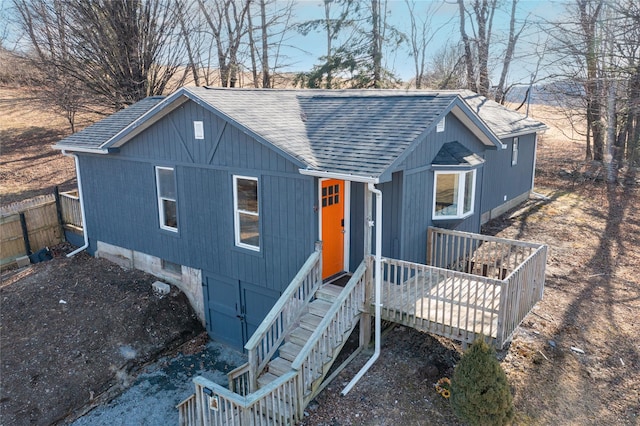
[346,113,487,269]
[77,100,317,347]
[481,133,536,214]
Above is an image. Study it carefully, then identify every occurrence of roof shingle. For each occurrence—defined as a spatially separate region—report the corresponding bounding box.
[54,88,546,180]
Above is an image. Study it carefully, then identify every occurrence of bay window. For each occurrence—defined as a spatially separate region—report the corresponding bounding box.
[433,169,476,219]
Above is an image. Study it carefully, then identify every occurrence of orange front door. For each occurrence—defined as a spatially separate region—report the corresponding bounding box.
[321,179,345,280]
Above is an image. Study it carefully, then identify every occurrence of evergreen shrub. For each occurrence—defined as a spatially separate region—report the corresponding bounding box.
[450,337,514,426]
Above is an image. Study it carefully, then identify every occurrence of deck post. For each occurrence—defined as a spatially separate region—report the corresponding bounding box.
[426,227,433,265]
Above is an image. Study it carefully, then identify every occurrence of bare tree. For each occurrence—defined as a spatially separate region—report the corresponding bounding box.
[546,0,605,161]
[544,0,640,173]
[371,0,382,87]
[610,0,640,167]
[244,0,296,88]
[425,42,468,89]
[12,0,86,130]
[494,0,527,104]
[457,0,495,96]
[403,0,451,89]
[175,0,201,86]
[456,0,528,101]
[14,0,188,114]
[198,0,250,88]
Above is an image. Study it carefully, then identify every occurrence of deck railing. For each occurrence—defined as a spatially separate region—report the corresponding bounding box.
[227,363,251,396]
[398,226,548,347]
[497,244,547,345]
[177,394,197,426]
[379,257,504,345]
[59,190,83,229]
[427,227,540,279]
[243,246,322,391]
[189,372,303,426]
[291,260,367,403]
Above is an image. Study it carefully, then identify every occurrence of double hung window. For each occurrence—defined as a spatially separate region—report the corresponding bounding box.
[233,176,260,251]
[156,166,178,231]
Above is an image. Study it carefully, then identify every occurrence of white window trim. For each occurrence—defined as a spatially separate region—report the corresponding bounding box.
[233,175,260,251]
[511,137,519,166]
[436,117,446,132]
[156,166,178,232]
[432,169,476,220]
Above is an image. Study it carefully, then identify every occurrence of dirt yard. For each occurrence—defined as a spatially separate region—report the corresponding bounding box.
[0,247,204,425]
[1,86,638,425]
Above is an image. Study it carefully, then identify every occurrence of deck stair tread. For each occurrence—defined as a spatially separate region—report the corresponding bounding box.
[308,299,332,316]
[315,284,343,302]
[299,312,323,331]
[268,357,293,376]
[257,371,279,388]
[279,342,303,362]
[256,279,359,407]
[288,327,313,346]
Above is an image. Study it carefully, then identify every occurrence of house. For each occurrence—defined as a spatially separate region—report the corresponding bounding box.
[53,87,547,352]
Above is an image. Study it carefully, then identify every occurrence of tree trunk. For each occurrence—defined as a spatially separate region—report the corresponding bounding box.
[324,0,333,89]
[457,0,476,92]
[371,0,382,88]
[495,0,521,103]
[260,0,270,88]
[247,2,259,87]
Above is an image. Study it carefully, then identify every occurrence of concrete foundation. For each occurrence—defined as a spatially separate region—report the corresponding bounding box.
[481,191,530,225]
[96,241,205,324]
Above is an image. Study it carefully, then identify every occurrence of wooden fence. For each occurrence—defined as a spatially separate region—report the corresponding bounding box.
[59,190,83,230]
[0,188,82,267]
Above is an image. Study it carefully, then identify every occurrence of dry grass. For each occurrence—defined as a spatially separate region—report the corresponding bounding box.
[0,87,100,204]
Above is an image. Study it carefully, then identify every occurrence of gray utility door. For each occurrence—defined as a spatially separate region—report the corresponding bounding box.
[204,275,280,351]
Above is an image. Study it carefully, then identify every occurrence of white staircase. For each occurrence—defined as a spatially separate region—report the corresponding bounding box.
[257,284,349,394]
[177,252,368,426]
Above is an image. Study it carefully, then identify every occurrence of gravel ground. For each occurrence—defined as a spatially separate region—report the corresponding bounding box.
[71,340,247,425]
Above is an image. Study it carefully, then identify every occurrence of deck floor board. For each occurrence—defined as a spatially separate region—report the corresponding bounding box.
[381,270,502,339]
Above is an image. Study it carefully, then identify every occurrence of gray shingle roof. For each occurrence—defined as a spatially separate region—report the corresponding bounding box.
[457,90,548,138]
[54,87,546,180]
[52,97,165,152]
[187,88,460,177]
[432,141,484,167]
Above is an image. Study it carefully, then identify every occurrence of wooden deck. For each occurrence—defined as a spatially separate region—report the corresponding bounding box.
[376,227,547,347]
[380,259,504,343]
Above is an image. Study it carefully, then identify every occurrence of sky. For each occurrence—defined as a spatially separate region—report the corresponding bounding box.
[279,0,569,85]
[0,0,571,87]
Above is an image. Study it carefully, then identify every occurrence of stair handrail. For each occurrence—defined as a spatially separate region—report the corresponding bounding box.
[291,260,367,397]
[189,370,303,425]
[244,246,322,391]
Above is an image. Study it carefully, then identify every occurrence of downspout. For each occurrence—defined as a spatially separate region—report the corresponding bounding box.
[61,151,89,257]
[342,182,382,395]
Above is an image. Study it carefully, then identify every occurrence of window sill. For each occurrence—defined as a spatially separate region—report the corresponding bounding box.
[231,244,263,258]
[158,227,181,238]
[433,212,474,221]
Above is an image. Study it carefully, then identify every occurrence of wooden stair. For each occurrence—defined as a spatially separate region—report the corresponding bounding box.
[257,283,346,390]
